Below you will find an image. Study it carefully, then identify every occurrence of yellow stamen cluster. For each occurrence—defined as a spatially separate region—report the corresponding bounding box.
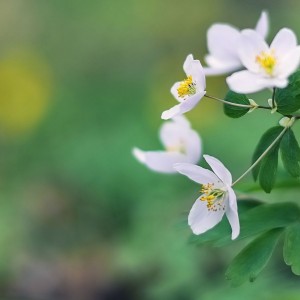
[256,51,277,75]
[200,183,225,211]
[177,76,196,98]
[200,183,214,195]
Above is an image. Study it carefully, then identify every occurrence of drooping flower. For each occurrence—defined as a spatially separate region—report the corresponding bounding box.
[203,11,269,76]
[174,155,239,239]
[161,54,206,120]
[227,28,300,93]
[133,116,202,173]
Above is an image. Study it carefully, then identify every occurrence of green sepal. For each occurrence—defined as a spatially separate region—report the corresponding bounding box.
[223,91,250,118]
[275,70,300,114]
[283,223,300,275]
[225,228,283,286]
[280,128,300,177]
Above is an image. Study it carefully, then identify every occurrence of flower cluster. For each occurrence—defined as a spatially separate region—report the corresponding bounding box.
[133,11,300,241]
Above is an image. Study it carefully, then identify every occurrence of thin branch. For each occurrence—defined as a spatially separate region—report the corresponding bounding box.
[231,126,288,186]
[205,94,271,110]
[271,87,276,109]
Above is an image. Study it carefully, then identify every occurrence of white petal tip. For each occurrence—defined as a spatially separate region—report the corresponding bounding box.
[161,105,181,120]
[190,228,201,235]
[132,147,146,163]
[231,231,240,240]
[161,112,170,120]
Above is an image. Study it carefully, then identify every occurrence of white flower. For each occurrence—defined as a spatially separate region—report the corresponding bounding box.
[174,155,240,239]
[227,28,300,93]
[161,54,206,120]
[204,11,269,76]
[133,116,202,173]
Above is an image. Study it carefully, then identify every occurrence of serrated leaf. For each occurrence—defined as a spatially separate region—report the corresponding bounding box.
[258,143,280,193]
[223,91,250,118]
[280,128,300,177]
[226,228,283,286]
[252,126,283,182]
[283,223,300,275]
[275,70,300,114]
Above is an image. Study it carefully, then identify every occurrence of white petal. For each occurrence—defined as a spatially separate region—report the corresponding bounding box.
[183,55,206,90]
[161,91,206,120]
[207,24,241,63]
[132,147,146,163]
[227,71,261,93]
[225,187,240,240]
[203,64,241,76]
[161,103,181,120]
[203,155,232,186]
[184,129,202,164]
[238,29,269,73]
[227,70,288,93]
[265,78,288,88]
[179,91,206,112]
[159,119,188,149]
[276,46,300,78]
[188,197,225,235]
[170,82,184,103]
[183,54,194,74]
[159,117,202,165]
[134,150,189,173]
[174,163,219,185]
[171,115,191,127]
[205,53,241,71]
[270,28,297,57]
[255,11,269,39]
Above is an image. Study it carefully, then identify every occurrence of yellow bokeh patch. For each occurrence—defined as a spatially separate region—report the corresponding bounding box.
[0,52,52,136]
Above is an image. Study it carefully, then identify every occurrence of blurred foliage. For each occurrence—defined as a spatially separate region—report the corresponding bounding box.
[0,0,298,299]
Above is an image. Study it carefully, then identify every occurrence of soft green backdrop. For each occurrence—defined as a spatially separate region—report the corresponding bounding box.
[0,0,299,299]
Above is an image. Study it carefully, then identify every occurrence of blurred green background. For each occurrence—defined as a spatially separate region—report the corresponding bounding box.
[0,0,300,299]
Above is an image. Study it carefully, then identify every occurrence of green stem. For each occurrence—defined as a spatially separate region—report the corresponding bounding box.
[231,125,289,186]
[271,87,276,109]
[204,94,271,110]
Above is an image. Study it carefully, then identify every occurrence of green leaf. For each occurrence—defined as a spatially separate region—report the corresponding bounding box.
[275,70,300,114]
[283,223,300,275]
[223,91,250,118]
[215,202,300,246]
[188,199,262,246]
[252,126,283,180]
[226,228,283,286]
[258,142,280,193]
[280,128,300,177]
[190,202,300,247]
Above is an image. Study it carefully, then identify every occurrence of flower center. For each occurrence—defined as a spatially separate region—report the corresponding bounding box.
[255,51,277,75]
[166,139,185,154]
[200,183,225,211]
[177,76,196,98]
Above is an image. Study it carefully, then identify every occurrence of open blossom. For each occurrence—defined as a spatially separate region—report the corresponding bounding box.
[174,155,239,239]
[133,116,201,173]
[204,11,269,76]
[227,28,300,93]
[161,54,206,120]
